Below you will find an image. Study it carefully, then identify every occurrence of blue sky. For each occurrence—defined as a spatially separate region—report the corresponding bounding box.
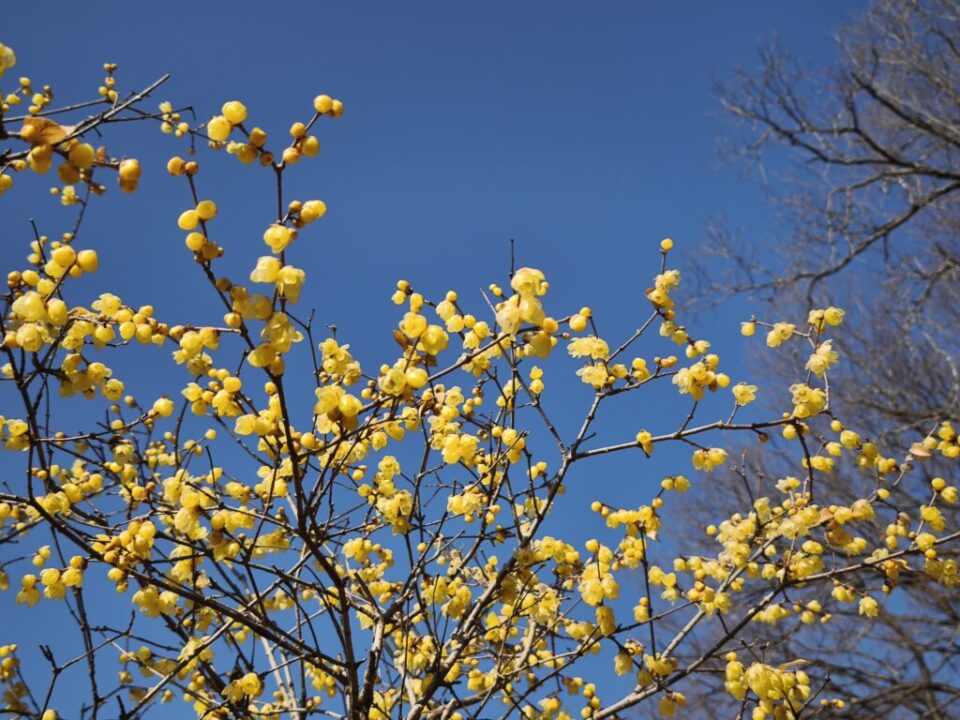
[0,2,864,717]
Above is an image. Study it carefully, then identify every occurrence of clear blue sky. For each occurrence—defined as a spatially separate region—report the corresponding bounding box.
[0,2,863,717]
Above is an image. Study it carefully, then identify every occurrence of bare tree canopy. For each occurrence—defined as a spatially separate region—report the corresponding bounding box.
[712,0,960,306]
[689,1,960,717]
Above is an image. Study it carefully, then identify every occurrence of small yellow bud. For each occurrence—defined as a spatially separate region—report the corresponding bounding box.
[221,101,248,125]
[207,115,231,142]
[313,95,333,114]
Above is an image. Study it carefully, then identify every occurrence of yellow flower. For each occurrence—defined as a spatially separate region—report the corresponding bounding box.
[577,362,608,389]
[510,267,546,297]
[790,383,826,418]
[731,382,757,405]
[263,224,293,253]
[766,322,795,348]
[240,672,263,697]
[805,340,838,377]
[636,430,653,454]
[222,101,248,125]
[276,265,306,304]
[859,595,879,618]
[405,367,429,389]
[250,256,281,283]
[692,447,727,471]
[152,397,175,417]
[567,336,609,360]
[400,312,428,339]
[0,43,16,78]
[496,297,522,334]
[824,306,845,326]
[379,366,407,396]
[596,605,616,636]
[569,313,588,332]
[419,325,449,355]
[301,199,327,222]
[207,115,231,142]
[808,306,845,331]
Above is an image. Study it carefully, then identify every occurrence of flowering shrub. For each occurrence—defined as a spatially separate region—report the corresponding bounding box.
[0,46,957,720]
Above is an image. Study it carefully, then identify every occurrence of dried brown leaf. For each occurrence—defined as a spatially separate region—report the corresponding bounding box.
[20,117,73,146]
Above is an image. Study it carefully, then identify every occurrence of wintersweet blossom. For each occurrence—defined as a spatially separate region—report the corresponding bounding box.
[0,48,953,720]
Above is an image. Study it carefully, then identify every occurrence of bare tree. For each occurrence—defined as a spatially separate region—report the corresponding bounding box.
[687,1,960,716]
